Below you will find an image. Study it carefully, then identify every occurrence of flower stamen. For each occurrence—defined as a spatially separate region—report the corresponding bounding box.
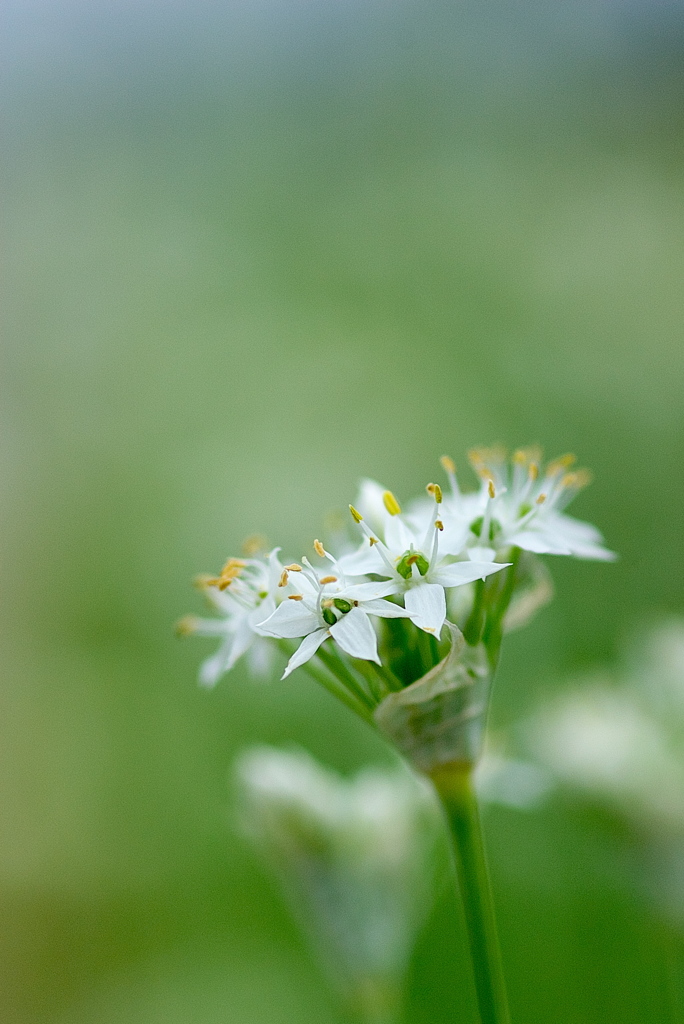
[383,490,402,516]
[440,454,461,497]
[214,557,247,590]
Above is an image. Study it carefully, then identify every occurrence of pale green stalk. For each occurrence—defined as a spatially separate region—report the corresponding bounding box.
[432,765,511,1024]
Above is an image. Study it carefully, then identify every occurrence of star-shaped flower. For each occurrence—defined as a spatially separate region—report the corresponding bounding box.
[338,486,508,636]
[177,548,285,686]
[460,447,616,561]
[258,543,410,677]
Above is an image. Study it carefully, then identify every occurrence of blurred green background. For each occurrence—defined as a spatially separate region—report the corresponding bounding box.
[2,1,684,1021]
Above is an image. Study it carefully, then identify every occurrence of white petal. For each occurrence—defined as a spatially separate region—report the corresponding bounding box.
[258,601,321,639]
[337,544,388,577]
[199,652,227,688]
[361,598,411,618]
[247,638,274,678]
[384,513,414,553]
[430,561,508,587]
[198,629,251,688]
[282,629,330,678]
[189,617,232,637]
[356,478,390,533]
[224,621,256,670]
[546,512,604,544]
[266,547,283,591]
[531,513,617,561]
[341,580,401,601]
[468,545,496,562]
[566,540,617,561]
[330,606,380,663]
[404,582,446,635]
[435,519,473,557]
[250,597,275,636]
[506,529,573,556]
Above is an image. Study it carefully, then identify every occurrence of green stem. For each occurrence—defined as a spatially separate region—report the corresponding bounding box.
[317,644,375,712]
[432,766,511,1024]
[482,548,520,669]
[371,660,404,693]
[463,578,486,645]
[276,640,374,724]
[417,627,439,676]
[307,659,375,725]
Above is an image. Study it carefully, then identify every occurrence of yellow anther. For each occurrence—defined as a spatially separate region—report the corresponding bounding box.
[469,445,506,474]
[349,504,363,523]
[369,536,378,546]
[488,479,496,499]
[216,557,247,590]
[435,519,444,531]
[288,594,303,601]
[529,463,539,481]
[563,469,593,489]
[536,493,547,505]
[278,570,289,588]
[440,455,456,474]
[383,490,402,516]
[285,563,302,572]
[242,534,267,556]
[319,575,338,584]
[427,482,443,504]
[175,615,198,637]
[514,445,542,467]
[547,453,577,476]
[313,539,326,558]
[193,573,215,591]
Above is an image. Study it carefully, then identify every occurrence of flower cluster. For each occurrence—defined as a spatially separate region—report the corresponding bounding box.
[180,448,614,726]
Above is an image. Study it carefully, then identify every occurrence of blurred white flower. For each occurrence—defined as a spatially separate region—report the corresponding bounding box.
[527,620,684,834]
[235,747,439,1020]
[462,446,616,562]
[474,749,553,810]
[176,548,285,686]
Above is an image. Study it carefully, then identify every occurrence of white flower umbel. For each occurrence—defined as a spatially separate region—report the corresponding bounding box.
[258,543,410,678]
[460,447,616,561]
[339,486,508,636]
[180,446,615,1024]
[176,548,285,687]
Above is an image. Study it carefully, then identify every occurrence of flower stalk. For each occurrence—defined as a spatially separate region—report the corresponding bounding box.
[431,765,511,1024]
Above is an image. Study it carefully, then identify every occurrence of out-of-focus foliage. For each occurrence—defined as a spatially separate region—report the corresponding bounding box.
[2,0,684,1021]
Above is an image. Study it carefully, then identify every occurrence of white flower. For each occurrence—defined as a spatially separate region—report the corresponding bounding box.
[452,446,616,562]
[527,620,684,833]
[236,746,438,994]
[258,544,410,678]
[338,486,508,636]
[177,548,284,687]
